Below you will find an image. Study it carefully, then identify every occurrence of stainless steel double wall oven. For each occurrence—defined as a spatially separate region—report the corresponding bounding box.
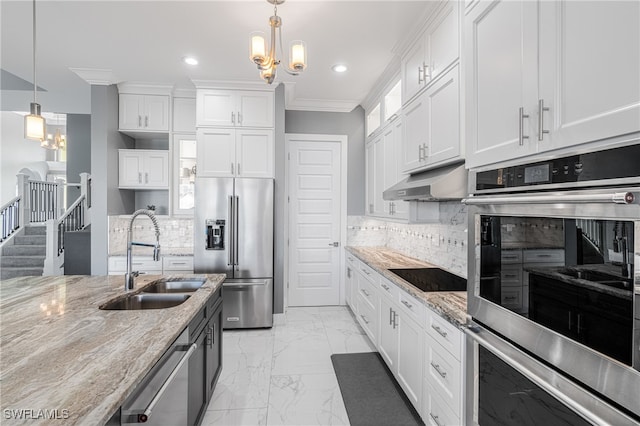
[464,144,640,425]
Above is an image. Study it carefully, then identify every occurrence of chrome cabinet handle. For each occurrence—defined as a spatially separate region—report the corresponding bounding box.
[401,300,413,309]
[423,143,428,159]
[430,413,443,426]
[231,163,234,174]
[538,99,550,141]
[145,172,148,184]
[422,63,430,82]
[418,66,424,84]
[431,362,447,378]
[360,314,369,325]
[361,268,371,276]
[145,116,149,127]
[362,289,370,297]
[143,343,197,420]
[519,107,530,146]
[138,116,142,127]
[138,172,142,183]
[231,112,235,124]
[418,144,425,161]
[392,311,398,329]
[431,324,448,338]
[389,307,393,325]
[381,283,390,291]
[347,267,352,279]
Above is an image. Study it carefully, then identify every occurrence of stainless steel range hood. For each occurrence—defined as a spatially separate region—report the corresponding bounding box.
[383,162,467,201]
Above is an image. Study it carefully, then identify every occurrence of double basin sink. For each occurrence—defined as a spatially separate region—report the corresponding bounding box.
[100,279,206,310]
[556,268,633,290]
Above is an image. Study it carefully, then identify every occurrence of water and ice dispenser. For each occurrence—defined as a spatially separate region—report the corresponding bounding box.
[206,219,225,250]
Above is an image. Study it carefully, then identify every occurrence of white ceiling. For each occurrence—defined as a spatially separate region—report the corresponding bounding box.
[1,0,433,113]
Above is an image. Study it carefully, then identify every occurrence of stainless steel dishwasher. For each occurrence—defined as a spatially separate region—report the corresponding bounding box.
[120,328,196,425]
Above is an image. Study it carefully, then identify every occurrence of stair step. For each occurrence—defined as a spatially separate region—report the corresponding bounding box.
[1,256,46,267]
[2,245,46,256]
[13,235,46,246]
[24,226,47,236]
[0,267,43,280]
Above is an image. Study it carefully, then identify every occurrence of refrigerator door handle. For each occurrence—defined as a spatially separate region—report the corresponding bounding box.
[235,195,240,267]
[228,196,234,266]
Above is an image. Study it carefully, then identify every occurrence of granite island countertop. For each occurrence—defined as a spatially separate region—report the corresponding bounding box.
[346,246,468,328]
[0,273,225,426]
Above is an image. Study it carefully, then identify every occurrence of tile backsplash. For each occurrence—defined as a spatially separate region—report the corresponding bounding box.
[347,202,468,278]
[108,215,194,255]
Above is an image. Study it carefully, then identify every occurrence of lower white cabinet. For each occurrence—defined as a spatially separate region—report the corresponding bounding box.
[345,254,358,311]
[162,256,194,273]
[108,255,194,275]
[422,382,460,426]
[118,149,169,189]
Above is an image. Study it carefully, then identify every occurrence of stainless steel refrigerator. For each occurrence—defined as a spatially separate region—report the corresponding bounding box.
[194,177,273,329]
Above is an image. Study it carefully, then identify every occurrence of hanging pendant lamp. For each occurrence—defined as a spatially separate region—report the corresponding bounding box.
[24,0,46,141]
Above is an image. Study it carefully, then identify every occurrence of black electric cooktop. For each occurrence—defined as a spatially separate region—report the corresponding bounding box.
[388,268,467,292]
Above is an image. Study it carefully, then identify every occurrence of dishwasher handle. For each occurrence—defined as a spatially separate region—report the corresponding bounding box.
[139,343,197,422]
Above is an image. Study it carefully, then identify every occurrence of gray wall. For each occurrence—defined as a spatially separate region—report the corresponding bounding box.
[284,107,366,215]
[66,114,91,205]
[273,84,286,314]
[90,85,134,274]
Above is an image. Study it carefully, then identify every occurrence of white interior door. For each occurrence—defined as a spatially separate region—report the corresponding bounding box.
[287,134,345,306]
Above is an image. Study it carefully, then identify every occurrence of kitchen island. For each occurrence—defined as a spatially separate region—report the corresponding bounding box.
[0,273,224,425]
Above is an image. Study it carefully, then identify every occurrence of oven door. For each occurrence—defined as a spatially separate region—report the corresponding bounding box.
[464,322,638,426]
[465,186,640,418]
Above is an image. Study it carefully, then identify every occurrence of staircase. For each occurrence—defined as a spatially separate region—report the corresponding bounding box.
[1,226,46,280]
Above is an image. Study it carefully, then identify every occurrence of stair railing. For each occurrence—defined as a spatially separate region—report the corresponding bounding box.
[1,196,21,242]
[43,173,92,276]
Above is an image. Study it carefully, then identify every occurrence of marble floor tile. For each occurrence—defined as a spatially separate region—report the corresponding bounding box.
[211,351,272,410]
[266,374,349,426]
[224,329,275,355]
[283,307,324,322]
[202,408,268,426]
[325,327,376,354]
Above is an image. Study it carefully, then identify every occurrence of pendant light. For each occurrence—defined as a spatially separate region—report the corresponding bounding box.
[24,0,46,141]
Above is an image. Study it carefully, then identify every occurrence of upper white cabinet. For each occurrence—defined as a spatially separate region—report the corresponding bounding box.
[119,94,170,134]
[173,97,196,133]
[197,90,274,128]
[402,65,461,174]
[118,149,169,189]
[465,0,640,169]
[401,0,459,103]
[196,128,274,178]
[172,135,196,215]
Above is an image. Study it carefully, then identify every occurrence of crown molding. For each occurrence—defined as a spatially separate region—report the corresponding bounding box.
[191,79,276,92]
[69,68,117,86]
[283,82,358,113]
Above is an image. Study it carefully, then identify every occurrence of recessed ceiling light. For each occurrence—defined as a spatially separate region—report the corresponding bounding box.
[332,64,347,73]
[183,56,198,66]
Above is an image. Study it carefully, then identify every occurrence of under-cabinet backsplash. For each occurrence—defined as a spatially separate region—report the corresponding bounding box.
[347,202,468,278]
[108,216,194,255]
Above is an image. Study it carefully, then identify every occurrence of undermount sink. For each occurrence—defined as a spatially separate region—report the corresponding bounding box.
[557,268,633,290]
[141,278,206,294]
[100,293,190,310]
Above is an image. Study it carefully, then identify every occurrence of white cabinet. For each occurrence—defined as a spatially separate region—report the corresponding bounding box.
[118,149,169,189]
[401,0,459,103]
[196,128,274,178]
[396,307,424,409]
[162,256,194,273]
[465,0,640,169]
[119,94,170,133]
[173,97,196,133]
[355,263,379,346]
[402,65,461,174]
[345,254,358,311]
[197,90,274,128]
[172,135,196,215]
[108,256,162,275]
[378,289,399,370]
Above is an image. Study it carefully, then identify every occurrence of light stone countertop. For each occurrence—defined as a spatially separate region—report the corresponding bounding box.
[346,246,468,327]
[108,248,194,257]
[0,273,225,426]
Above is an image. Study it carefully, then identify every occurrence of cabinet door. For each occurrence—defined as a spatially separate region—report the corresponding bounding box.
[197,90,235,127]
[188,328,207,426]
[402,93,428,173]
[396,312,423,409]
[172,136,197,215]
[118,150,144,187]
[236,129,274,178]
[196,128,235,177]
[389,119,409,220]
[206,301,223,399]
[378,297,399,371]
[144,95,170,131]
[465,0,538,169]
[365,139,375,215]
[144,150,169,188]
[426,65,460,166]
[539,1,640,153]
[428,0,459,83]
[402,34,427,104]
[237,91,274,128]
[173,97,196,133]
[373,136,386,217]
[119,94,143,130]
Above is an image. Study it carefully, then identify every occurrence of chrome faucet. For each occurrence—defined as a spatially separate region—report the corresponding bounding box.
[125,209,161,291]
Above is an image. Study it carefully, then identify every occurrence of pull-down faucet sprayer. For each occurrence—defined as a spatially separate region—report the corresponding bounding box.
[125,209,161,291]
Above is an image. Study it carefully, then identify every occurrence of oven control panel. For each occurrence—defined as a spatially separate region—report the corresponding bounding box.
[476,144,640,191]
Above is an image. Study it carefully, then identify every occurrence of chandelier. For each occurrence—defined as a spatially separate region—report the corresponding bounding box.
[41,114,66,150]
[249,0,307,84]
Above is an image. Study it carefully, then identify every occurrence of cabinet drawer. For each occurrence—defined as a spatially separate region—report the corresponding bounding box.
[108,256,162,274]
[379,277,399,300]
[424,334,462,414]
[422,381,460,426]
[501,250,523,264]
[501,286,523,310]
[356,293,378,346]
[523,249,565,263]
[500,266,522,283]
[358,262,379,286]
[358,272,378,311]
[397,289,425,324]
[425,307,462,360]
[162,256,194,272]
